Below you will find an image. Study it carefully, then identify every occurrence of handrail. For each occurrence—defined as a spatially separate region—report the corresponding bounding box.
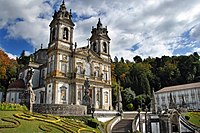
[106,116,122,133]
[179,115,200,132]
[132,113,140,133]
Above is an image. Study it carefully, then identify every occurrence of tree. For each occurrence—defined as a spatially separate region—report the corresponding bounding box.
[0,49,18,101]
[122,88,135,110]
[127,62,152,95]
[133,55,142,63]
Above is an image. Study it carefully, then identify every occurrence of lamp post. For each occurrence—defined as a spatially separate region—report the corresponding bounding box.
[145,105,148,133]
[137,105,141,132]
[91,104,95,118]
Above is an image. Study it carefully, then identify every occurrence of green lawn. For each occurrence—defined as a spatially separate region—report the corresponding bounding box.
[0,111,100,133]
[183,112,200,127]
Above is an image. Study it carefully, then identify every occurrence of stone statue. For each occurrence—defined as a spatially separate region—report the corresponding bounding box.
[82,78,92,113]
[25,67,35,112]
[116,80,123,112]
[151,88,157,114]
[181,95,187,108]
[169,93,176,109]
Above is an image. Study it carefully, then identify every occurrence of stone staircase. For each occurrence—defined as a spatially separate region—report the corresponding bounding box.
[112,119,133,133]
[111,112,137,133]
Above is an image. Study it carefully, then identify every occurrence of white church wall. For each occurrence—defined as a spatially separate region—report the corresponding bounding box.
[46,83,53,104]
[102,89,109,110]
[34,87,45,104]
[156,88,200,110]
[57,82,69,104]
[32,69,40,88]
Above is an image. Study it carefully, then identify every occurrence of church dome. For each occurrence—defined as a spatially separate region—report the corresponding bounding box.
[8,79,26,89]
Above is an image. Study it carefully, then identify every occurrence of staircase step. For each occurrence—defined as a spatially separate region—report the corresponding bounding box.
[112,119,133,133]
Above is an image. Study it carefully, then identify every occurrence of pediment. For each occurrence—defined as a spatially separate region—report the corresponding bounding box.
[75,48,103,62]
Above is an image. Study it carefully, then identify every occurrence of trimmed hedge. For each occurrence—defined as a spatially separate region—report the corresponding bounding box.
[0,103,28,111]
[88,118,99,128]
[0,117,21,128]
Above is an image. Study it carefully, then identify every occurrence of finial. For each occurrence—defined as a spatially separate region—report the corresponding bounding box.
[60,0,66,11]
[74,42,77,49]
[70,9,72,14]
[41,44,43,49]
[97,18,102,28]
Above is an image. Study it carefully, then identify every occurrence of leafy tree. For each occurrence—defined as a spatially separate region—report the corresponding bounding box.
[133,55,142,63]
[122,88,135,110]
[0,49,18,101]
[127,62,152,95]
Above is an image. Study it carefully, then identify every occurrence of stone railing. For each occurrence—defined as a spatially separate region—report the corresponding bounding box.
[33,104,87,116]
[106,116,122,133]
[132,113,140,132]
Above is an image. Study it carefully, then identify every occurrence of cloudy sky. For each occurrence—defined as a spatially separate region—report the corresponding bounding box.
[0,0,200,60]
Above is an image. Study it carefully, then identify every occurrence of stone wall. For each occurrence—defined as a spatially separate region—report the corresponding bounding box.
[33,104,87,116]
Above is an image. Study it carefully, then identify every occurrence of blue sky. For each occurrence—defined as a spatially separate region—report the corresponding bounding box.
[0,0,200,60]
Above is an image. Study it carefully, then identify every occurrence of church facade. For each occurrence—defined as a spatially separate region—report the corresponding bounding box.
[7,1,112,110]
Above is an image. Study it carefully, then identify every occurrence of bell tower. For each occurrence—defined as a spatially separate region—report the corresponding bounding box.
[46,0,75,104]
[90,18,111,61]
[48,0,74,48]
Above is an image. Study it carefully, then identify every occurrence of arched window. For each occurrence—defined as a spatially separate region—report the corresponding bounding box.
[40,91,44,103]
[63,27,68,40]
[77,65,82,74]
[60,86,67,101]
[52,28,56,41]
[103,42,107,53]
[104,92,108,103]
[93,42,97,52]
[85,63,91,76]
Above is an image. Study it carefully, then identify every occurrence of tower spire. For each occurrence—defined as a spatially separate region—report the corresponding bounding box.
[97,18,102,28]
[60,0,66,11]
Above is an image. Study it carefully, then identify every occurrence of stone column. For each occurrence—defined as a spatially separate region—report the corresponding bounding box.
[74,84,77,105]
[100,88,103,109]
[93,87,96,108]
[109,89,112,110]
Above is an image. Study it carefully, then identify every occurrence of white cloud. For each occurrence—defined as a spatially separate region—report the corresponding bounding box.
[6,52,17,59]
[0,47,17,59]
[1,0,200,60]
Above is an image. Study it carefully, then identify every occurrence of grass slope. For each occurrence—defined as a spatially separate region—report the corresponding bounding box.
[183,112,200,127]
[0,111,100,133]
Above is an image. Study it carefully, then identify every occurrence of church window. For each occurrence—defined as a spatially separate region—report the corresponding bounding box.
[77,65,82,74]
[96,92,99,102]
[103,42,107,53]
[103,72,107,80]
[50,62,54,72]
[104,92,108,103]
[185,94,189,103]
[78,88,82,100]
[19,93,23,99]
[60,86,67,100]
[52,28,56,41]
[95,70,99,77]
[93,42,97,52]
[61,63,67,73]
[63,27,68,40]
[85,63,91,76]
[161,96,165,103]
[40,91,44,103]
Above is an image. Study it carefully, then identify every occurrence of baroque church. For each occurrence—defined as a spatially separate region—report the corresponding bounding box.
[6,1,112,111]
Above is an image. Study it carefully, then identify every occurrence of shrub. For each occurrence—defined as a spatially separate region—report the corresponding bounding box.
[185,115,190,120]
[127,103,134,111]
[87,118,99,128]
[0,103,28,111]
